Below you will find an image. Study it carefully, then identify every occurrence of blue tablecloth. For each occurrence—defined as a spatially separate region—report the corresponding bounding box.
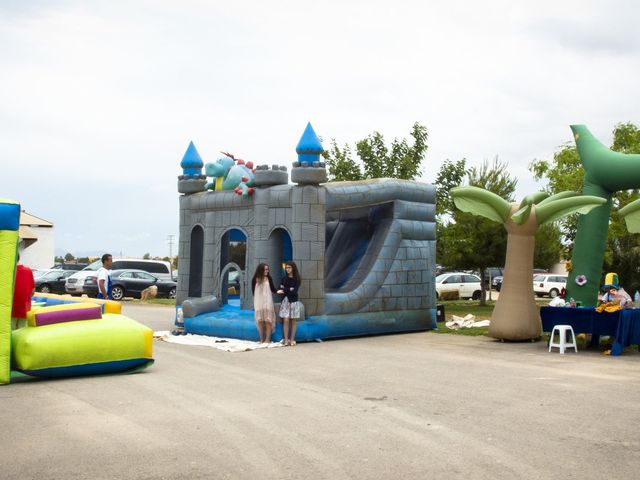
[540,306,640,356]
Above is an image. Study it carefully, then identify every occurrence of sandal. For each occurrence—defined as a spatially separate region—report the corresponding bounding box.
[290,340,297,346]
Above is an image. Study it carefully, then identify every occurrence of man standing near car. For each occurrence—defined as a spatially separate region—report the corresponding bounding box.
[97,253,113,300]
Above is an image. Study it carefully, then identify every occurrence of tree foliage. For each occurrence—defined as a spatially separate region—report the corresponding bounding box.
[435,159,468,217]
[322,122,428,182]
[534,223,563,270]
[437,157,517,304]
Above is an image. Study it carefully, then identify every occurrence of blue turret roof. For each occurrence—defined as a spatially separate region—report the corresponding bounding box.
[296,122,323,154]
[180,141,204,169]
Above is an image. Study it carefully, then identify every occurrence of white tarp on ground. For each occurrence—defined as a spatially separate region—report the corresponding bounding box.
[445,314,490,330]
[153,331,284,353]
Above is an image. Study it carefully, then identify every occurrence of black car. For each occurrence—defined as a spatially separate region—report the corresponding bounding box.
[84,269,177,300]
[479,267,504,289]
[35,270,76,294]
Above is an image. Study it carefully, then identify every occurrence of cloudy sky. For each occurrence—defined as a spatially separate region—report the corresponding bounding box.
[1,0,639,260]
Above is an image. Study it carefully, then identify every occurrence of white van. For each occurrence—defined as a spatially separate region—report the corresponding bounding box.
[65,258,173,295]
[533,273,567,298]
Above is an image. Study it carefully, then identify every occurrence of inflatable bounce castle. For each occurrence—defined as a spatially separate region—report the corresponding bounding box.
[174,123,437,341]
[0,198,153,385]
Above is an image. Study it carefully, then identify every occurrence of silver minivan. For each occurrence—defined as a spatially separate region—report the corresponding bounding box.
[65,258,173,295]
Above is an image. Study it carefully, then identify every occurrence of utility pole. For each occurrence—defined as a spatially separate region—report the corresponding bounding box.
[167,234,175,278]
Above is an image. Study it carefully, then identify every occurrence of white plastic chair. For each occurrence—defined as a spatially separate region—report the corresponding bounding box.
[548,325,578,354]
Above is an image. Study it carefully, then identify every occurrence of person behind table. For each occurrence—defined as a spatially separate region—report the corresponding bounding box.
[97,253,113,300]
[251,263,278,344]
[11,253,35,329]
[277,261,302,346]
[600,272,631,307]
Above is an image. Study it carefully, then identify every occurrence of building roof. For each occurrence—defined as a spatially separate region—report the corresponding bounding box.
[18,225,38,239]
[20,211,53,227]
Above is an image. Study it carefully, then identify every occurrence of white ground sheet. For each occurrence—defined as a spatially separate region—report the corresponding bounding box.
[445,314,491,330]
[154,331,285,352]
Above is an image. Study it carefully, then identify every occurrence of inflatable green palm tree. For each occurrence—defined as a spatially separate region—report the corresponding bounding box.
[451,187,604,340]
[565,125,640,305]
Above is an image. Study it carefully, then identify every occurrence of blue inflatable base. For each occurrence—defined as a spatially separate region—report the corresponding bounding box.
[18,358,154,379]
[184,303,436,342]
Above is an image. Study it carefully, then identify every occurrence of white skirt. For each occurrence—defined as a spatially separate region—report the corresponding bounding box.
[279,297,302,319]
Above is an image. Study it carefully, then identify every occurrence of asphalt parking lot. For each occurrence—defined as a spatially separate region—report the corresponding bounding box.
[1,303,639,479]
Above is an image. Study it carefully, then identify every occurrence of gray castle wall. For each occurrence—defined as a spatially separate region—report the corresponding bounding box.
[177,177,436,320]
[177,183,326,316]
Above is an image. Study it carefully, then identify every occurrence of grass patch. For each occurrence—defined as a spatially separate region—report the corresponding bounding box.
[127,298,176,306]
[434,297,552,336]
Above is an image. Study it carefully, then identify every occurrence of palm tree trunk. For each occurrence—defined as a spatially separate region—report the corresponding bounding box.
[489,206,541,340]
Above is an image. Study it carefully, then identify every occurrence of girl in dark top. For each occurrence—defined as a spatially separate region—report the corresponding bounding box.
[251,263,278,344]
[278,261,302,346]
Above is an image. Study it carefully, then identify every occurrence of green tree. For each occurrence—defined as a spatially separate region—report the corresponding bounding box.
[322,122,428,182]
[530,145,582,246]
[64,252,75,262]
[435,159,468,217]
[323,141,363,181]
[434,158,469,268]
[533,223,563,271]
[439,158,517,305]
[143,252,151,260]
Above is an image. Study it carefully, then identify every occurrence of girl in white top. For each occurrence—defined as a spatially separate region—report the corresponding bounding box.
[251,263,277,343]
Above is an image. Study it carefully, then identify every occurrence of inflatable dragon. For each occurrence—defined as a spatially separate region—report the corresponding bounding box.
[204,151,255,197]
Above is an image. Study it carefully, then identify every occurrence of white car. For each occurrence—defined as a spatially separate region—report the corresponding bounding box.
[533,274,567,298]
[435,272,482,300]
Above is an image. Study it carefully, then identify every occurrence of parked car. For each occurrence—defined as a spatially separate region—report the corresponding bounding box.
[435,272,482,300]
[533,273,567,298]
[480,267,504,289]
[66,258,173,295]
[50,263,88,271]
[35,270,76,294]
[83,269,177,300]
[493,268,549,292]
[33,269,54,279]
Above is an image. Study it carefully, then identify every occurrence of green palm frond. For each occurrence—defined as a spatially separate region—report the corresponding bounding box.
[511,204,532,225]
[451,186,511,224]
[618,198,640,233]
[535,195,606,225]
[536,191,580,207]
[519,192,548,208]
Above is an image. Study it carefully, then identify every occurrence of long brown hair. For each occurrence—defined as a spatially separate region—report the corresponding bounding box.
[252,263,270,284]
[285,261,301,285]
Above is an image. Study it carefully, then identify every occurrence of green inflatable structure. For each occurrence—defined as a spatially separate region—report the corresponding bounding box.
[0,199,20,385]
[451,187,604,340]
[566,125,640,306]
